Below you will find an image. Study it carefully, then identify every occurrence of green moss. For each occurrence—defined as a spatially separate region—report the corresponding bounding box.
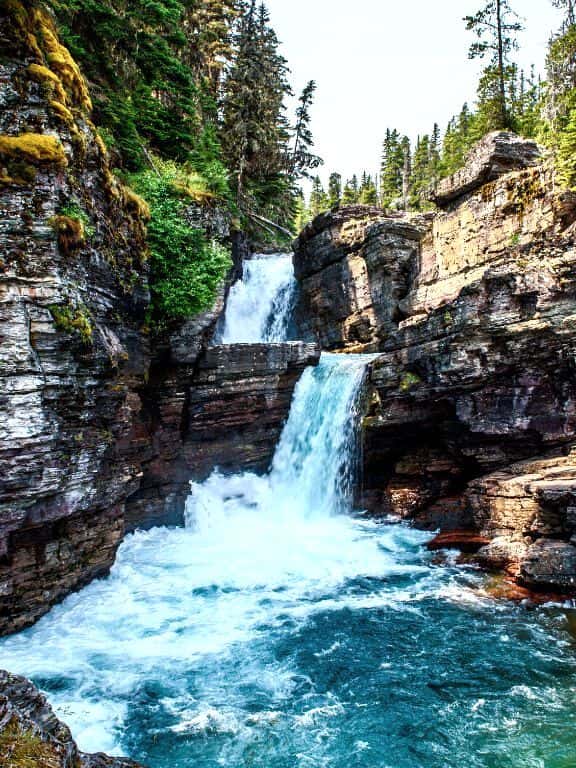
[58,202,95,238]
[0,719,61,768]
[399,371,422,393]
[33,7,92,111]
[27,63,67,102]
[0,133,67,167]
[49,301,93,344]
[0,157,37,186]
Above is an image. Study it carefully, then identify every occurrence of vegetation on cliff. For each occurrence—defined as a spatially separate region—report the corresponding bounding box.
[303,0,576,219]
[34,0,320,325]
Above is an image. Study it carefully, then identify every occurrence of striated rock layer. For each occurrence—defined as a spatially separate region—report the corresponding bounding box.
[0,2,150,635]
[125,342,320,531]
[0,670,145,767]
[0,4,290,637]
[294,132,576,593]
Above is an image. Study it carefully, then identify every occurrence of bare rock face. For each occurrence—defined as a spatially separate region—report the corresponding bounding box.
[0,670,145,767]
[430,131,541,208]
[293,206,429,350]
[0,3,150,635]
[125,342,320,531]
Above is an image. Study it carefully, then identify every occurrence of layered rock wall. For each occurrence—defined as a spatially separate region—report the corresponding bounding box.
[0,2,150,634]
[294,132,576,593]
[125,342,320,531]
[293,207,428,350]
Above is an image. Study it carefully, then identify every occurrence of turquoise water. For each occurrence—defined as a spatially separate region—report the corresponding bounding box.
[1,356,575,767]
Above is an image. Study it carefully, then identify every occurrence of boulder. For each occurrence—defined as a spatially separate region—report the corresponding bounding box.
[430,131,541,208]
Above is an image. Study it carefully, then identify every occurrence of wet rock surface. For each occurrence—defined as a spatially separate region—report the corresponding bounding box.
[0,670,145,767]
[125,342,320,531]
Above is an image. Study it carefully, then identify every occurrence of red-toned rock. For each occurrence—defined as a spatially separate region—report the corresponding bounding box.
[427,531,491,554]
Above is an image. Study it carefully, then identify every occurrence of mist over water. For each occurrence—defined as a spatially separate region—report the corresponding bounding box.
[1,257,576,768]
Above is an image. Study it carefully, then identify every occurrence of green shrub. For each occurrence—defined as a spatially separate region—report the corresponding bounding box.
[130,165,232,327]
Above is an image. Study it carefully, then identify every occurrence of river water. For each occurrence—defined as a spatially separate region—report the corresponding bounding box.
[1,255,575,768]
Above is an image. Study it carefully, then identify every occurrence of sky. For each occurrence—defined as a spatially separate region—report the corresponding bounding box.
[264,0,564,186]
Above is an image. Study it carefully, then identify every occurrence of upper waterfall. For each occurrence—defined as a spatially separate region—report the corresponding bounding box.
[215,253,296,344]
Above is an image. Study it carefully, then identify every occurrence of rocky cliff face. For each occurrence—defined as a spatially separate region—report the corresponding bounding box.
[0,4,303,638]
[0,1,151,635]
[293,206,429,351]
[125,342,320,531]
[294,131,576,593]
[0,670,145,767]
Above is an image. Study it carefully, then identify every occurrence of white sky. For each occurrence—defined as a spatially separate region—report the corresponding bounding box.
[265,0,564,186]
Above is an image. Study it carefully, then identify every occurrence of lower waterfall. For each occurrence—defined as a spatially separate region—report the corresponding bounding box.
[1,356,575,767]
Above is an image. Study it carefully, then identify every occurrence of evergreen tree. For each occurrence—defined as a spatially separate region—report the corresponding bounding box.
[465,0,523,129]
[544,10,576,186]
[342,175,360,205]
[359,173,378,205]
[328,172,342,208]
[400,135,411,209]
[440,104,476,177]
[221,1,293,220]
[309,176,329,218]
[409,135,431,209]
[289,80,323,179]
[380,129,405,208]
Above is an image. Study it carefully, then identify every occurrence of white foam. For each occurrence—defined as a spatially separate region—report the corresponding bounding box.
[0,354,439,755]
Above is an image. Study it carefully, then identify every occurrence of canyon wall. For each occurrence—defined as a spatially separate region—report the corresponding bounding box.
[0,5,311,638]
[125,342,320,531]
[294,132,576,593]
[0,2,151,635]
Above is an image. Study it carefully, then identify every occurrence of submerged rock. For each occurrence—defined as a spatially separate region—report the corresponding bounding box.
[0,670,145,767]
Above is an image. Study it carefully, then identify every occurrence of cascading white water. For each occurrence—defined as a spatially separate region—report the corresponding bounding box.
[216,253,296,344]
[186,353,372,529]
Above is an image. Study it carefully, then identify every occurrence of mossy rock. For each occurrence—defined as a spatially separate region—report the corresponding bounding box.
[49,301,93,345]
[0,133,67,167]
[27,63,67,104]
[0,719,62,768]
[49,215,85,254]
[399,371,423,392]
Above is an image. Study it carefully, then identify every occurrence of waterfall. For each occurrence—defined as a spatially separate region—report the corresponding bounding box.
[215,253,296,344]
[186,353,372,530]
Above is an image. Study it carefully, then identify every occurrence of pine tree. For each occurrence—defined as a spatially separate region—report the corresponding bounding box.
[309,176,329,218]
[221,1,292,220]
[380,129,405,208]
[288,80,323,179]
[409,135,431,209]
[359,173,378,205]
[328,172,342,208]
[342,175,360,205]
[465,0,523,129]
